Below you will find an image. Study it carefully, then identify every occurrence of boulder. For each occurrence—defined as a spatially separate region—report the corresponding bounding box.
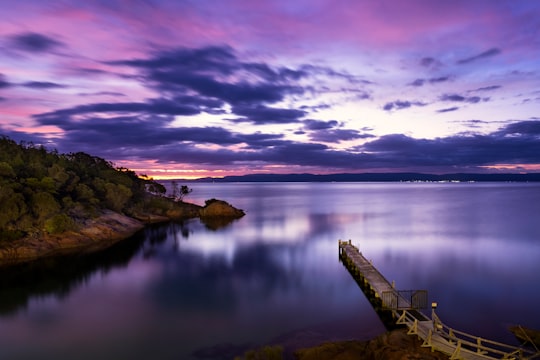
[199,199,245,218]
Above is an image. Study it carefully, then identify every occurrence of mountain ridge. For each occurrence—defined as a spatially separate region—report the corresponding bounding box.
[176,172,540,182]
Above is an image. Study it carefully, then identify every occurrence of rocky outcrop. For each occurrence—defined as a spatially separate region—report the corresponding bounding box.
[199,199,246,218]
[0,199,246,267]
[0,210,144,267]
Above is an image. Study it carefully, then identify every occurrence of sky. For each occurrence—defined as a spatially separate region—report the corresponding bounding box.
[0,0,539,179]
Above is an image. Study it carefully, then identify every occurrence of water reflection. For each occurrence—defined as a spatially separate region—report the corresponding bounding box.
[0,221,192,315]
[1,183,539,359]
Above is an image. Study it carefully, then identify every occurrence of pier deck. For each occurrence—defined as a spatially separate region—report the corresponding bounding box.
[338,240,539,360]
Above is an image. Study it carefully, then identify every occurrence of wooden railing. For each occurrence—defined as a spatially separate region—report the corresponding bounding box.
[397,310,540,360]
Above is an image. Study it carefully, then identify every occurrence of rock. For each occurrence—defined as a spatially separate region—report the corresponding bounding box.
[199,199,245,218]
[0,198,245,267]
[0,211,144,267]
[509,325,540,349]
[165,201,202,219]
[295,329,448,360]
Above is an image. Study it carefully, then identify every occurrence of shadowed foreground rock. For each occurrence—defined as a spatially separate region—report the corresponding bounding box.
[295,329,447,360]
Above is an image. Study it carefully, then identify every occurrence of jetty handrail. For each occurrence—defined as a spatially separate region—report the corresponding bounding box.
[338,241,540,360]
[430,311,538,359]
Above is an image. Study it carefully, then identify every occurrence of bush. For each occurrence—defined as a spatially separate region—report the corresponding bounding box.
[235,345,283,360]
[44,214,76,234]
[0,229,24,242]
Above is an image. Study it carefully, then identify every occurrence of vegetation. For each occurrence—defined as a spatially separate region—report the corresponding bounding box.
[234,345,283,360]
[170,180,192,202]
[0,136,188,242]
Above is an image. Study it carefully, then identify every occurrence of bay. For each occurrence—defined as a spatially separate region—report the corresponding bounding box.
[1,182,539,359]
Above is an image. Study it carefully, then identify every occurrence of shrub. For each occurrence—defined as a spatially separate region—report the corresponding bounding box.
[44,214,76,234]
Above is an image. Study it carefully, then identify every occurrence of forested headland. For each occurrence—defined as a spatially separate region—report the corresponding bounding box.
[0,136,243,263]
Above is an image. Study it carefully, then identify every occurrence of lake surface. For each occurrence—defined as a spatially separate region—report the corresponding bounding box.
[1,182,539,359]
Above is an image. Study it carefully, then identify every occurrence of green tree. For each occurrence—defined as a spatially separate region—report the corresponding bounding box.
[44,214,75,234]
[104,183,132,212]
[0,186,27,228]
[0,162,16,178]
[48,163,70,189]
[171,181,192,202]
[75,183,95,201]
[31,191,60,221]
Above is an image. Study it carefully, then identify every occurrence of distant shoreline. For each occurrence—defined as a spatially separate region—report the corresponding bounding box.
[170,172,540,183]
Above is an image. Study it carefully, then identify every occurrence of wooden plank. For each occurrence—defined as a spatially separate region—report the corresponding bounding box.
[339,241,539,360]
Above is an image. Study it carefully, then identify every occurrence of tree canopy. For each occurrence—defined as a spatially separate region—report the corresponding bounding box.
[0,136,168,241]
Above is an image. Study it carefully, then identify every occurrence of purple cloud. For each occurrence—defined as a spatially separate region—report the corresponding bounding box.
[437,107,459,113]
[109,46,306,106]
[383,100,427,111]
[8,32,64,53]
[471,85,501,92]
[21,81,66,89]
[457,48,502,65]
[409,76,450,87]
[440,94,482,103]
[232,105,306,124]
[0,74,12,88]
[303,119,339,130]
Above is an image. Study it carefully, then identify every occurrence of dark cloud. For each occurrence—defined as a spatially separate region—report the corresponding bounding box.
[38,114,242,150]
[383,100,427,111]
[499,121,540,136]
[231,105,306,124]
[0,96,5,102]
[440,94,481,103]
[453,119,491,129]
[456,48,501,65]
[437,107,459,113]
[21,81,66,89]
[34,97,216,121]
[0,74,12,88]
[8,32,64,53]
[302,119,374,143]
[7,118,540,172]
[471,85,501,92]
[409,76,449,87]
[309,129,374,143]
[303,119,339,130]
[108,46,305,106]
[300,103,332,112]
[355,120,540,168]
[151,70,301,105]
[429,76,450,84]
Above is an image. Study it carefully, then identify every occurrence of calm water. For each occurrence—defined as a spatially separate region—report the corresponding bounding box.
[1,182,539,359]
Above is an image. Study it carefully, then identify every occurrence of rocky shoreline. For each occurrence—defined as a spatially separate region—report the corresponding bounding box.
[293,328,448,360]
[0,199,245,267]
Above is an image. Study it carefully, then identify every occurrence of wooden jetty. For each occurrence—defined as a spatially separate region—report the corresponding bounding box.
[339,240,540,360]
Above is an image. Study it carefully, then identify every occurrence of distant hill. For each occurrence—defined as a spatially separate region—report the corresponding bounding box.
[180,172,540,183]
